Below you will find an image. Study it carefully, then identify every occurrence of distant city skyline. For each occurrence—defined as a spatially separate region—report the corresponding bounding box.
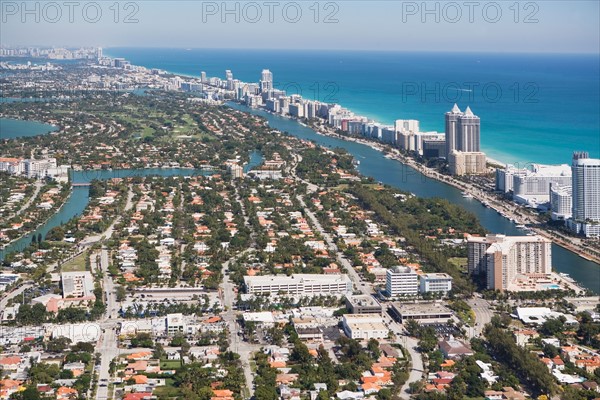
[1,1,599,53]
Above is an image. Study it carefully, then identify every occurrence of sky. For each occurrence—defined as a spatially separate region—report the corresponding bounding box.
[1,1,599,53]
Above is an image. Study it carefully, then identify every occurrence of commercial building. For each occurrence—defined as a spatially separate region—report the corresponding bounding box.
[467,234,552,291]
[438,337,474,359]
[61,271,95,298]
[345,294,382,314]
[342,314,388,340]
[166,313,185,335]
[448,150,487,176]
[388,302,453,324]
[385,266,418,297]
[550,184,572,220]
[243,274,353,297]
[569,152,600,237]
[419,273,453,294]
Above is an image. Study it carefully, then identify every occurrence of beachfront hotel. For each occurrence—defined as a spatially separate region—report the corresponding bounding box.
[444,104,486,176]
[467,234,552,291]
[569,152,600,237]
[445,104,481,155]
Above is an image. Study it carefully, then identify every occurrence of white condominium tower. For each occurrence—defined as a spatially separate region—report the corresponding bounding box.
[260,69,273,93]
[570,151,600,237]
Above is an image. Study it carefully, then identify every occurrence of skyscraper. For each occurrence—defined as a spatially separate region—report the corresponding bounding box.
[200,71,206,82]
[570,152,600,237]
[260,69,273,93]
[445,103,461,157]
[457,106,480,152]
[445,104,481,156]
[225,70,233,81]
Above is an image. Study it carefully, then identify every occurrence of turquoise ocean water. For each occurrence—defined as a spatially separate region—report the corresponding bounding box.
[106,48,600,166]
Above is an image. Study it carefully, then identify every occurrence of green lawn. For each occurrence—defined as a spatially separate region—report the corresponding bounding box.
[60,252,87,272]
[160,360,182,369]
[448,257,468,271]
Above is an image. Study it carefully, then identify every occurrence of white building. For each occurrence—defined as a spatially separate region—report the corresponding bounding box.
[23,158,57,179]
[243,274,352,297]
[495,164,528,193]
[419,273,453,295]
[394,119,420,133]
[550,183,572,220]
[385,266,418,297]
[166,313,185,335]
[61,271,95,298]
[570,152,600,237]
[467,234,552,291]
[342,314,388,340]
[512,163,572,206]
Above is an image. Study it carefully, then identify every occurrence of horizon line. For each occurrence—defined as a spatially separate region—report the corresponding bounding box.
[3,45,599,56]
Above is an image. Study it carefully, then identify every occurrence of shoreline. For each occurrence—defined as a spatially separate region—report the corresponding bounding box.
[248,105,600,269]
[0,184,73,257]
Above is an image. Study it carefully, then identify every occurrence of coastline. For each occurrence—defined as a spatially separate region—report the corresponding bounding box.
[250,105,600,268]
[0,184,73,256]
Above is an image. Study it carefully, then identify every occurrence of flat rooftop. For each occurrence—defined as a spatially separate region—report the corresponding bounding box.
[346,294,381,307]
[389,302,453,315]
[244,274,350,285]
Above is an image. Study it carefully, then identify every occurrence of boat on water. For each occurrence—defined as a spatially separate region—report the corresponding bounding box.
[462,192,474,199]
[515,224,527,229]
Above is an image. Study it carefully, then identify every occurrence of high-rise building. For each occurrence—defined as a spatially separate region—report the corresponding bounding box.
[260,69,273,93]
[445,104,481,156]
[395,119,420,133]
[448,150,486,176]
[200,71,206,82]
[467,234,552,291]
[511,164,572,206]
[445,103,462,157]
[225,70,233,81]
[385,266,418,297]
[456,106,480,152]
[570,152,600,237]
[550,183,572,221]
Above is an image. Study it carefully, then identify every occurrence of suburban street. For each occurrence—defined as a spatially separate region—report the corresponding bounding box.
[221,252,260,398]
[94,187,135,399]
[468,297,494,338]
[290,155,425,399]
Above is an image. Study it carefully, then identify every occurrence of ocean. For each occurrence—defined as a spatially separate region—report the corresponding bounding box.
[106,47,600,166]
